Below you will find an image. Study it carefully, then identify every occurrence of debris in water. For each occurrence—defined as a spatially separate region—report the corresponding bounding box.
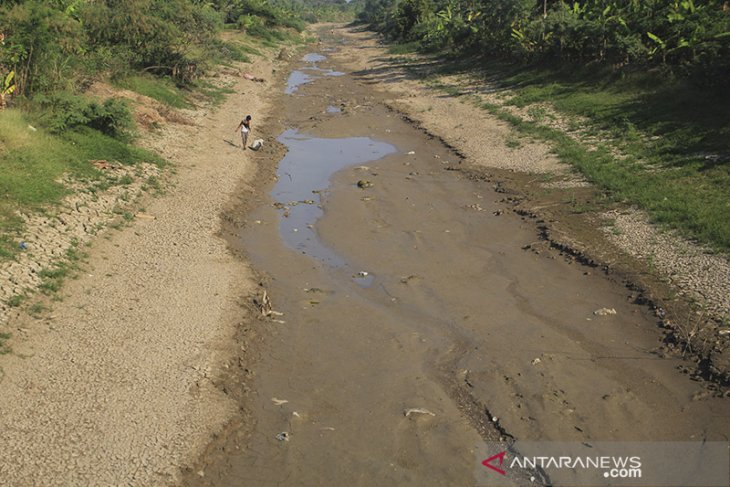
[258,290,272,317]
[257,291,285,319]
[593,307,617,316]
[271,398,289,406]
[275,432,290,442]
[404,408,436,417]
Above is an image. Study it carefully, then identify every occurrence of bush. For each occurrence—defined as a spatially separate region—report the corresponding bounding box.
[0,1,84,96]
[33,92,134,139]
[81,0,223,84]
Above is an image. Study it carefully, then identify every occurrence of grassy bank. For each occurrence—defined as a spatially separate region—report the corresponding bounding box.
[421,58,730,253]
[0,108,163,259]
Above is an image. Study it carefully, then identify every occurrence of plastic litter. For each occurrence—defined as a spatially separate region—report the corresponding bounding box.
[404,408,435,417]
[275,432,290,442]
[271,398,288,406]
[593,307,617,316]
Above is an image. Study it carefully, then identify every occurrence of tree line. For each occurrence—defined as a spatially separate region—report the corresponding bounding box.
[356,0,730,85]
[0,0,350,104]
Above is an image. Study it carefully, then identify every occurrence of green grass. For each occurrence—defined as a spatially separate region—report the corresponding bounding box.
[479,97,730,251]
[388,41,421,55]
[114,75,191,109]
[37,257,78,295]
[0,331,10,354]
[195,80,236,107]
[209,38,252,64]
[419,55,730,252]
[29,302,49,317]
[0,109,163,260]
[6,294,25,307]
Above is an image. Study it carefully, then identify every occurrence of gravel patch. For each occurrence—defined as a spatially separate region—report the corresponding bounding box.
[603,209,730,319]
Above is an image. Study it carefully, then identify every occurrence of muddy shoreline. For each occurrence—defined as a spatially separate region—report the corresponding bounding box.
[184,25,728,486]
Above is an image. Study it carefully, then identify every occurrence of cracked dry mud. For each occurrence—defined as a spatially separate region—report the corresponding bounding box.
[0,54,280,484]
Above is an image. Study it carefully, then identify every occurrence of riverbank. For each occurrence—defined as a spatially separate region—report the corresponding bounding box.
[0,47,283,485]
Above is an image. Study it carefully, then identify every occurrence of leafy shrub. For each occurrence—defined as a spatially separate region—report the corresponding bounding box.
[0,0,84,96]
[34,93,134,139]
[81,0,223,84]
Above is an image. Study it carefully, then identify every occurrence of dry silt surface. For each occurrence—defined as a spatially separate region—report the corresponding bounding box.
[0,52,281,484]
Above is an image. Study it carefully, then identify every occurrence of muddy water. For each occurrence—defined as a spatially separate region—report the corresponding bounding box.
[198,45,730,486]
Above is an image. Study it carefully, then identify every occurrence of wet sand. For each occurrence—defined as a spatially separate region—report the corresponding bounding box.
[186,28,729,486]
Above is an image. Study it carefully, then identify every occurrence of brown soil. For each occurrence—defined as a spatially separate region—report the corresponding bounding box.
[183,25,730,486]
[0,24,727,486]
[0,48,285,484]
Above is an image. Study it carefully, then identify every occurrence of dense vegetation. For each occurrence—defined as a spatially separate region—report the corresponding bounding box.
[357,0,730,85]
[355,0,730,252]
[0,0,354,260]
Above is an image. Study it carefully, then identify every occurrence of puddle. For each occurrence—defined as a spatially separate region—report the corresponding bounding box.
[284,70,313,95]
[273,129,396,278]
[284,54,345,94]
[303,53,327,63]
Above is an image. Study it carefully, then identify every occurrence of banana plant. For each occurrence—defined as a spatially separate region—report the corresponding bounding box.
[0,70,16,109]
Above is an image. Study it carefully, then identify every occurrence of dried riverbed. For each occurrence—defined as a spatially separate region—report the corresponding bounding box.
[186,27,730,486]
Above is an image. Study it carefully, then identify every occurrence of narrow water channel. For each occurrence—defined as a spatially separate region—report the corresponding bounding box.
[191,36,730,487]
